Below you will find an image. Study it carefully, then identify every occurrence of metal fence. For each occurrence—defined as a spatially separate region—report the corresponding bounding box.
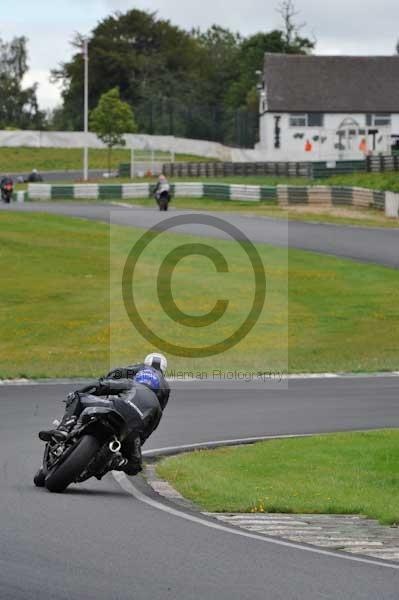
[158,157,399,179]
[134,99,259,148]
[161,161,313,178]
[160,160,367,179]
[367,155,399,172]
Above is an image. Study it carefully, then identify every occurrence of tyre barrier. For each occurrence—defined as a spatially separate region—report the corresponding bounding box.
[277,186,393,215]
[25,183,398,217]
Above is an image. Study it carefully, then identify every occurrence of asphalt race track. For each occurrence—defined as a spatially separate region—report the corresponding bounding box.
[1,378,399,599]
[1,203,399,598]
[2,201,399,267]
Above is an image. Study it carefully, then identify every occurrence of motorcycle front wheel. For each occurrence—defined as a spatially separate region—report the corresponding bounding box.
[33,468,46,487]
[45,434,100,493]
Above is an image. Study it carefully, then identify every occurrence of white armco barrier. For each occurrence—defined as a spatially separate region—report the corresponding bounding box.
[174,183,204,198]
[230,185,261,201]
[122,183,150,199]
[28,184,51,200]
[385,192,399,218]
[74,184,98,199]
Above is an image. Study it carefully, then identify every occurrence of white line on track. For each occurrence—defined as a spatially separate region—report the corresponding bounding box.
[112,436,399,571]
[142,433,325,457]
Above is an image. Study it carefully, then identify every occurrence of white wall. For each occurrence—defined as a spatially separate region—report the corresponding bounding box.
[257,113,394,161]
[7,124,393,164]
[0,130,238,161]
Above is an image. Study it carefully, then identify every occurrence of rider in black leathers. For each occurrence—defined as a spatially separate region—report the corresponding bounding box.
[38,353,170,477]
[27,169,43,183]
[0,175,13,203]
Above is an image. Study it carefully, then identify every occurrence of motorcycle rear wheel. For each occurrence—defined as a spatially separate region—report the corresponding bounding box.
[159,199,168,211]
[45,434,100,493]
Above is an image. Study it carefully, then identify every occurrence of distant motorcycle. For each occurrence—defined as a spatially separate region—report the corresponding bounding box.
[34,395,142,493]
[154,181,171,211]
[1,177,14,203]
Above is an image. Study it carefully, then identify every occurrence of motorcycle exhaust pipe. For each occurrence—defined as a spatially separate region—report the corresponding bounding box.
[109,440,121,453]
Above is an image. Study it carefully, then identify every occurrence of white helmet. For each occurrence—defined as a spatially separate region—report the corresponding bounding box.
[144,353,167,374]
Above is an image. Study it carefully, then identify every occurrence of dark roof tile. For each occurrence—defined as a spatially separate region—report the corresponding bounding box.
[264,54,399,112]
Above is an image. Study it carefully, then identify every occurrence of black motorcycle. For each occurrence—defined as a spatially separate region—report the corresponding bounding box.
[34,395,142,493]
[1,177,14,203]
[154,186,171,211]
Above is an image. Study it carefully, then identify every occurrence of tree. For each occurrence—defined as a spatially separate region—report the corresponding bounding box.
[191,26,242,141]
[90,87,137,172]
[277,0,315,54]
[51,7,314,146]
[226,31,287,110]
[52,10,200,132]
[0,36,44,129]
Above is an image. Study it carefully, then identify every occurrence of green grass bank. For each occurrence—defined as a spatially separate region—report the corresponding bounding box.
[1,212,399,378]
[0,146,208,173]
[156,430,399,525]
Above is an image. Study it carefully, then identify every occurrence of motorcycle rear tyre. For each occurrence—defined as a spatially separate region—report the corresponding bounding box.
[158,196,168,211]
[45,434,100,493]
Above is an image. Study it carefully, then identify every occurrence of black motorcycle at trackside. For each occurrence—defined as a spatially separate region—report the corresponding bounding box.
[1,177,14,203]
[153,183,171,211]
[156,189,171,211]
[34,396,142,493]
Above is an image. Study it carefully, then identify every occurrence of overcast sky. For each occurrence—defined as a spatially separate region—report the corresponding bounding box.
[4,0,399,110]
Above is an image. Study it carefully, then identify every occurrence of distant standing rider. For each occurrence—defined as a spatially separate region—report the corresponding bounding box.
[38,353,170,477]
[154,174,170,200]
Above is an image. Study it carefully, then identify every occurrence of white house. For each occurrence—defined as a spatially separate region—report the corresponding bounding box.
[256,54,399,162]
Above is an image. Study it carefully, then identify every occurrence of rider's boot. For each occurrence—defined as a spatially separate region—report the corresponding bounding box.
[122,436,143,476]
[38,415,77,442]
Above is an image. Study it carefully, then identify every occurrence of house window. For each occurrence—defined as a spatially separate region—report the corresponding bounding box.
[374,114,391,126]
[366,114,391,127]
[289,114,307,127]
[289,113,324,127]
[308,113,324,127]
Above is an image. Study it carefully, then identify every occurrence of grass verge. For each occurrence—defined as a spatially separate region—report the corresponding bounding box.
[156,430,399,525]
[1,212,399,378]
[117,171,399,191]
[172,171,399,192]
[0,146,210,173]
